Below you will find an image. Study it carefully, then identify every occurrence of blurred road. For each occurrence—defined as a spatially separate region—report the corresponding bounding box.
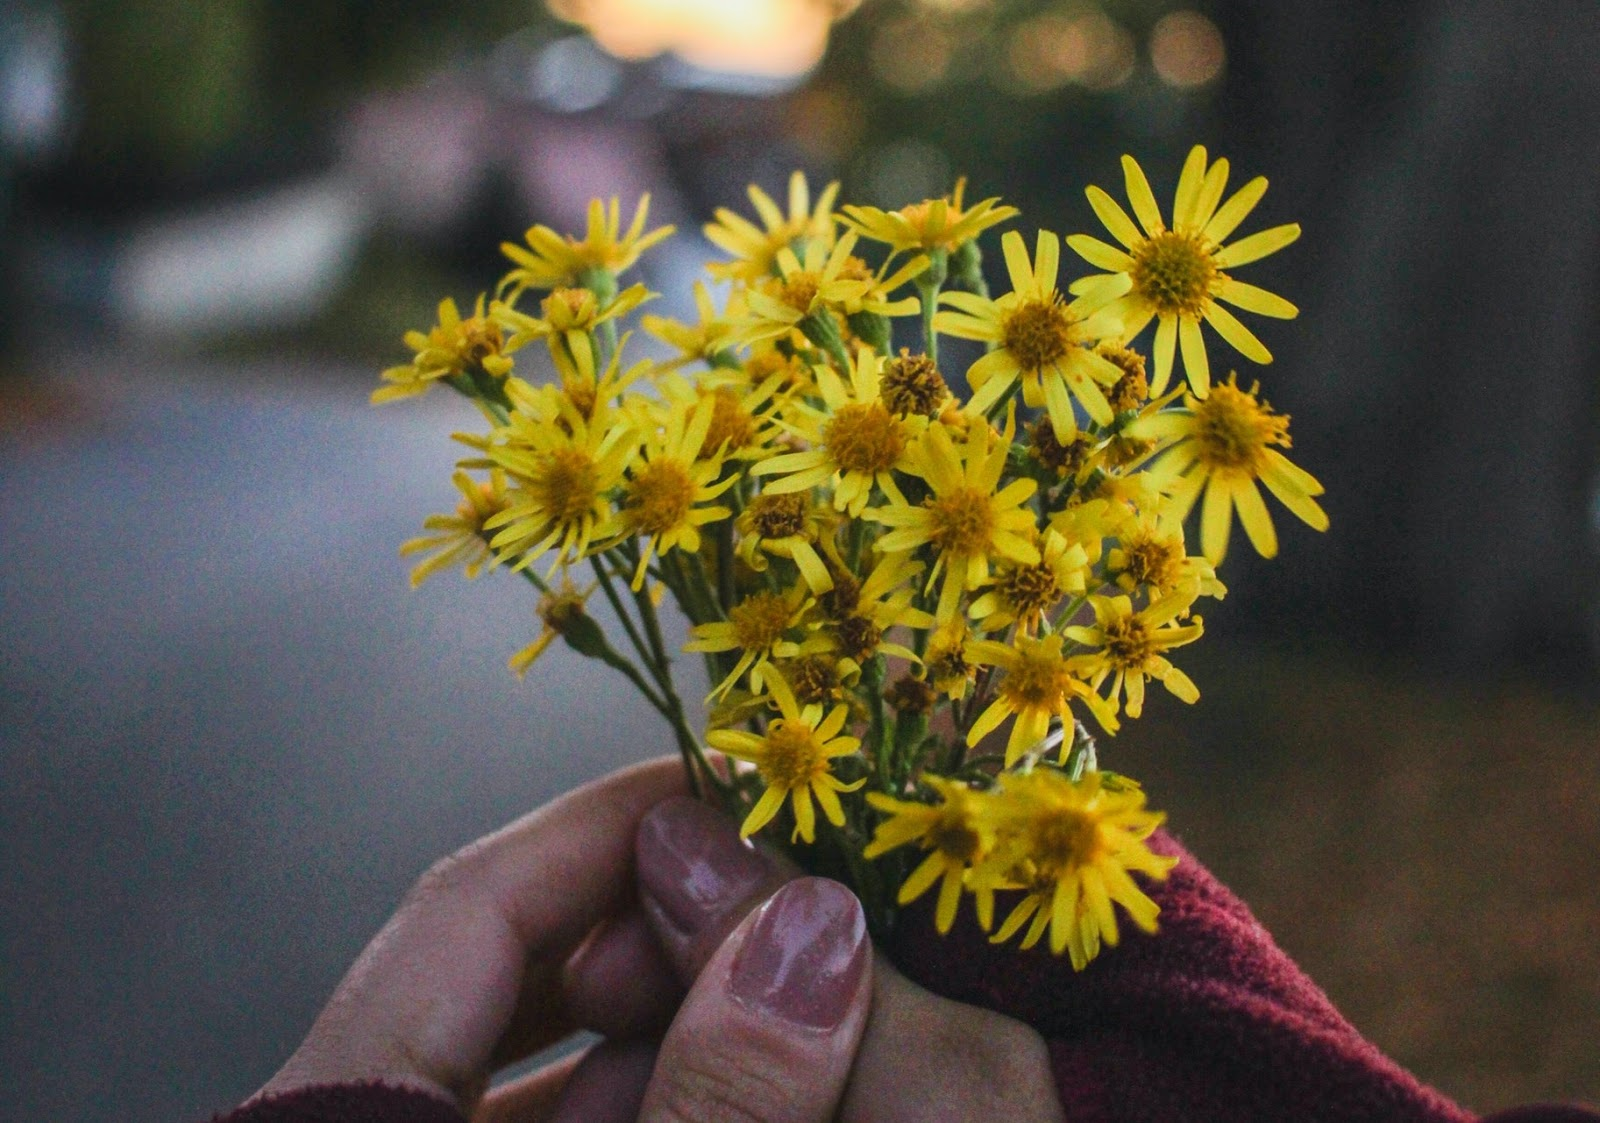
[0,354,679,1122]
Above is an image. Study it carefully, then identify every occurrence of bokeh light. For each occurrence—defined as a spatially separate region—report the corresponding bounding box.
[1149,10,1226,89]
[870,16,957,94]
[1003,10,1136,94]
[546,0,842,77]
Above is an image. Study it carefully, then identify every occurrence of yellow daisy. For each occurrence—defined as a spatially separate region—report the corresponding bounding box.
[736,491,839,594]
[640,280,744,371]
[980,769,1177,968]
[864,776,998,934]
[1068,146,1300,397]
[964,632,1118,764]
[620,397,738,587]
[683,584,811,699]
[752,347,925,517]
[920,616,977,702]
[867,414,1040,623]
[374,295,513,404]
[659,370,786,465]
[815,551,934,665]
[1128,373,1328,562]
[936,229,1130,440]
[704,170,840,283]
[706,669,865,843]
[1104,506,1226,601]
[1064,592,1204,720]
[968,527,1090,635]
[732,232,874,348]
[499,195,674,295]
[399,468,510,587]
[841,177,1018,255]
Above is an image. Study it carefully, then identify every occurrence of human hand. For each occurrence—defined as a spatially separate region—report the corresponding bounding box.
[503,795,1065,1122]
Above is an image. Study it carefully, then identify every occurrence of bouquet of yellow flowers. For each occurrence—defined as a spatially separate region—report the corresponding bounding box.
[376,146,1322,971]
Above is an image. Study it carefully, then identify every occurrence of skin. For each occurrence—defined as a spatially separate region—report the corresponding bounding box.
[254,757,1064,1122]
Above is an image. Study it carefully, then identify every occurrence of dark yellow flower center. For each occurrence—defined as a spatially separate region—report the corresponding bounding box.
[537,587,589,632]
[745,492,810,539]
[994,561,1061,620]
[926,487,996,555]
[880,349,949,418]
[1029,418,1093,478]
[928,813,983,862]
[455,318,505,372]
[1191,378,1290,474]
[625,460,696,535]
[703,387,757,456]
[531,447,601,525]
[833,615,882,662]
[1101,613,1157,669]
[1029,807,1102,873]
[824,402,906,474]
[788,655,844,705]
[760,720,831,789]
[1130,230,1217,318]
[1001,295,1075,371]
[998,647,1073,710]
[884,675,936,714]
[1097,343,1149,412]
[729,591,794,651]
[838,255,875,283]
[818,573,861,619]
[1121,534,1183,591]
[774,272,821,314]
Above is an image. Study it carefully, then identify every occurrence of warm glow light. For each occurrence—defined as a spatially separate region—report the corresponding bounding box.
[548,0,841,77]
[1004,11,1134,94]
[913,0,991,12]
[871,17,955,94]
[1150,11,1225,88]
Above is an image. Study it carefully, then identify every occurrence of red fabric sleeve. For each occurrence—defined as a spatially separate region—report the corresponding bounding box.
[886,829,1598,1123]
[208,1082,465,1123]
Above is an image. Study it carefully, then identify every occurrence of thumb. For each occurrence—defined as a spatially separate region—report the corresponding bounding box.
[639,877,873,1123]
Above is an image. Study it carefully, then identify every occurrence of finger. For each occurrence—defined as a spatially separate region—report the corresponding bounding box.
[634,796,1063,1122]
[473,1050,584,1123]
[548,1039,658,1123]
[634,795,792,984]
[562,910,683,1039]
[640,878,872,1123]
[262,756,687,1105]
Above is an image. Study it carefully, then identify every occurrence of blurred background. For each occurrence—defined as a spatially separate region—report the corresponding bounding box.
[2,1,1597,1119]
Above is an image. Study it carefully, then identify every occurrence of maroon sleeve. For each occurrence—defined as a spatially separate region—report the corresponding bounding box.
[887,830,1599,1123]
[208,1082,466,1123]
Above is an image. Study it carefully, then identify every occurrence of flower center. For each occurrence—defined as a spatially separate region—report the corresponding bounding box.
[703,387,757,456]
[880,349,949,417]
[833,615,882,662]
[1102,614,1157,668]
[1001,295,1076,371]
[926,487,996,556]
[775,271,821,313]
[1029,418,1092,478]
[1029,807,1102,873]
[928,814,983,862]
[999,648,1073,710]
[729,591,795,651]
[537,586,589,632]
[531,447,601,524]
[994,561,1061,620]
[542,287,598,329]
[1097,343,1149,412]
[788,655,843,705]
[823,402,906,474]
[760,720,830,789]
[625,460,696,535]
[459,318,505,371]
[1192,380,1289,473]
[745,492,810,539]
[1131,231,1217,318]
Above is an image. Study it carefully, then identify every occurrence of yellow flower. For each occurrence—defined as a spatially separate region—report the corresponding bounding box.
[660,370,786,465]
[684,584,811,699]
[494,283,652,384]
[841,177,1018,254]
[500,195,674,294]
[736,491,838,594]
[815,551,934,665]
[936,229,1130,440]
[1064,592,1204,720]
[374,296,513,404]
[878,349,951,419]
[865,776,998,933]
[704,171,840,282]
[620,397,738,586]
[508,576,598,676]
[964,632,1118,765]
[980,769,1177,968]
[399,468,510,587]
[706,669,865,843]
[868,413,1040,622]
[733,232,875,348]
[1104,506,1226,601]
[1128,373,1328,562]
[752,347,925,517]
[921,616,977,702]
[483,390,632,572]
[968,527,1090,635]
[641,281,744,371]
[1068,146,1300,397]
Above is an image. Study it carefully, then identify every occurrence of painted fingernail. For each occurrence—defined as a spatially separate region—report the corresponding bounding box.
[729,878,867,1030]
[637,796,771,938]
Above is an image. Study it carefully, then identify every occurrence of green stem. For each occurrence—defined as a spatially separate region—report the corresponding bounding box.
[590,555,657,681]
[863,656,890,790]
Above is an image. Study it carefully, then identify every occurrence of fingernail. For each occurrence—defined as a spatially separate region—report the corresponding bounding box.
[637,796,772,939]
[729,878,867,1030]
